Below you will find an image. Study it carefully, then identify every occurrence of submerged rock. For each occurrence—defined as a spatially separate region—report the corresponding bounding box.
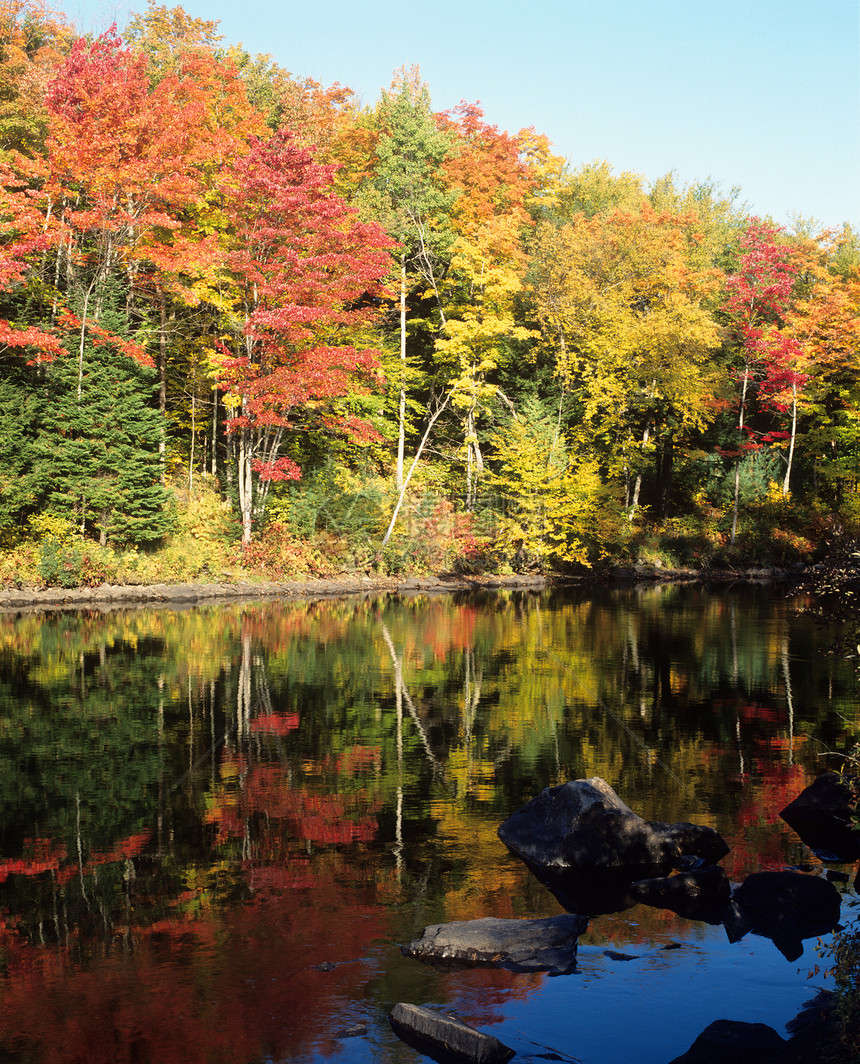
[630,865,731,924]
[520,863,639,917]
[780,772,860,861]
[497,777,728,881]
[389,1003,515,1064]
[667,1019,786,1063]
[403,914,587,975]
[723,871,841,961]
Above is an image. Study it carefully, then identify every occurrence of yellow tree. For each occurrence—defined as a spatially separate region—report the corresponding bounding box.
[486,397,606,570]
[531,206,722,518]
[787,259,860,508]
[434,104,538,509]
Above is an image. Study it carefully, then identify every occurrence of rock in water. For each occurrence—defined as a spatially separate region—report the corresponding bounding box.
[667,1019,785,1063]
[780,772,860,861]
[389,1003,515,1064]
[497,777,728,877]
[630,865,731,924]
[723,871,841,961]
[403,914,587,975]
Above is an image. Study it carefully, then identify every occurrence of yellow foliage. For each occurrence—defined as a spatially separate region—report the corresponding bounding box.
[531,207,722,467]
[487,408,608,569]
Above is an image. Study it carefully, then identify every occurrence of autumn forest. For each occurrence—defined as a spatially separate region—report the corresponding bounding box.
[2,0,859,585]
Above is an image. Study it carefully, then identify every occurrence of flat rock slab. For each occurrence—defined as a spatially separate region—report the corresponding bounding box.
[389,1003,515,1064]
[404,914,587,975]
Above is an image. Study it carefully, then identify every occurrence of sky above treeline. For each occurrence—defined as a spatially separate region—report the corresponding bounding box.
[61,0,859,233]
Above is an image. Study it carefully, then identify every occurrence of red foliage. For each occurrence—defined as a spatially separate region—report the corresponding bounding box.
[249,712,300,735]
[217,132,393,432]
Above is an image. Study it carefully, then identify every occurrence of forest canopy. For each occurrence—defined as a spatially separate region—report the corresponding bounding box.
[1,0,859,583]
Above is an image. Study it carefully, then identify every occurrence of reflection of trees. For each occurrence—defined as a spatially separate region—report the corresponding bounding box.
[0,588,857,1061]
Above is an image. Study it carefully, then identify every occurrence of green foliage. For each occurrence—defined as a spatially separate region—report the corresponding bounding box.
[0,361,43,541]
[37,535,118,588]
[826,921,860,1063]
[34,329,174,547]
[266,459,388,542]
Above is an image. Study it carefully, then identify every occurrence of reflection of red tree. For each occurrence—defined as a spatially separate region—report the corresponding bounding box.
[722,762,811,878]
[0,839,66,884]
[206,761,380,848]
[0,832,151,887]
[0,857,391,1064]
[334,744,381,774]
[249,712,300,734]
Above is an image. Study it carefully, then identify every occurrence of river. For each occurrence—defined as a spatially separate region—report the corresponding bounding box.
[0,583,855,1063]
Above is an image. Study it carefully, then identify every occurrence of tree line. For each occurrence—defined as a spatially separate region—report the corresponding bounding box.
[1,0,859,575]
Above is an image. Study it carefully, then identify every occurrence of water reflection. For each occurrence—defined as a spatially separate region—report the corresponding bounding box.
[0,585,855,1063]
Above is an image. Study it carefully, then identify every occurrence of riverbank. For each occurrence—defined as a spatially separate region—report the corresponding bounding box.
[0,562,810,612]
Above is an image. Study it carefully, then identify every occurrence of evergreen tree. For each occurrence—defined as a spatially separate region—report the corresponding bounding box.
[34,323,173,547]
[0,358,42,536]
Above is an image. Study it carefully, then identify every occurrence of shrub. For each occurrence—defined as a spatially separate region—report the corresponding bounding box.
[240,522,340,580]
[37,537,118,588]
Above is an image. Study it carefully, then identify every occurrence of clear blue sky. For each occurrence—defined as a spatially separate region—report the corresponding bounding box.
[62,0,859,231]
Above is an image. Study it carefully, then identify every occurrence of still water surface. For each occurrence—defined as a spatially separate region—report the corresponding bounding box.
[0,584,856,1064]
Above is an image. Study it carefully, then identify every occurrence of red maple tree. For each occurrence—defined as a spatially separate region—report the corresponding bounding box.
[215,131,393,544]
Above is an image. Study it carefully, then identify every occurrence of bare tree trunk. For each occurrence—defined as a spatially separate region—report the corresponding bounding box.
[396,255,407,491]
[629,423,651,520]
[464,407,484,511]
[158,294,168,480]
[381,394,451,551]
[237,423,253,546]
[731,366,750,546]
[211,386,218,477]
[189,391,196,494]
[782,381,797,497]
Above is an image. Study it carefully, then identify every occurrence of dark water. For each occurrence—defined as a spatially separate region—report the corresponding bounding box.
[0,584,856,1064]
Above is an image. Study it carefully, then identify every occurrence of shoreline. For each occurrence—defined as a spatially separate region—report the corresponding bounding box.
[0,564,808,613]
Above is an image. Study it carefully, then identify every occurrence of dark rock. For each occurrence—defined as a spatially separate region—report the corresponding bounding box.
[762,992,835,1063]
[826,869,850,884]
[603,949,638,961]
[780,772,860,862]
[335,1023,367,1038]
[630,865,731,924]
[723,871,841,961]
[403,914,587,975]
[667,1019,785,1064]
[785,990,834,1035]
[519,862,638,917]
[389,1003,515,1064]
[649,822,731,866]
[497,778,728,881]
[498,777,667,871]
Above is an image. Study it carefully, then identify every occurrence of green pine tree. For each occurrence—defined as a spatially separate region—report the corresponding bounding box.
[0,359,43,538]
[34,323,173,548]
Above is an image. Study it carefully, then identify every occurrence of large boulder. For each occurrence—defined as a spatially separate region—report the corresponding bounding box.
[498,778,728,879]
[389,1003,515,1064]
[723,871,841,961]
[779,772,860,861]
[403,914,587,975]
[667,1019,785,1064]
